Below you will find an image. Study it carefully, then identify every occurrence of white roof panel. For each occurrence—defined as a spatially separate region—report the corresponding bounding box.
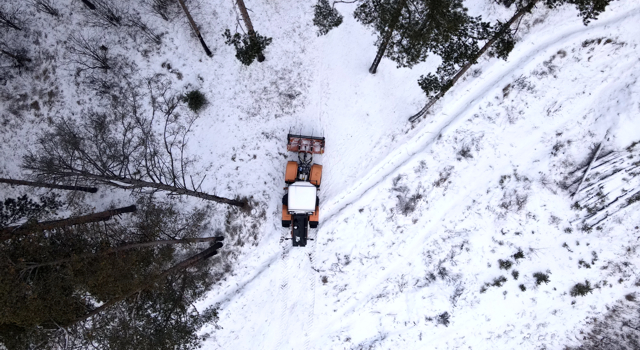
[288,182,317,213]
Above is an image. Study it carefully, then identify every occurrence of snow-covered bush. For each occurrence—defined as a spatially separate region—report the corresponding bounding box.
[570,280,593,297]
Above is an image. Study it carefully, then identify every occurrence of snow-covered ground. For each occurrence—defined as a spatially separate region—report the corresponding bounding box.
[2,0,640,349]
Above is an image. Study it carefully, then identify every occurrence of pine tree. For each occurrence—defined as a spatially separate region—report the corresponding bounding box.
[225,0,271,65]
[353,0,486,74]
[223,29,272,66]
[0,197,222,349]
[0,205,137,242]
[0,194,62,229]
[313,0,344,36]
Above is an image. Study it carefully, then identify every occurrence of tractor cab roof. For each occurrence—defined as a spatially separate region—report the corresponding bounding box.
[287,181,317,213]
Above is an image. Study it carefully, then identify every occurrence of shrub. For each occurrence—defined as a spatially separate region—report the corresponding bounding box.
[436,312,450,327]
[183,90,207,112]
[519,284,526,291]
[533,272,550,285]
[491,276,508,287]
[512,270,519,280]
[513,250,525,260]
[578,259,591,269]
[570,280,593,297]
[498,259,513,270]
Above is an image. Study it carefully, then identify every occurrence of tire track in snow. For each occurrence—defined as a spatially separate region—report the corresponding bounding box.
[274,242,291,350]
[272,239,316,350]
[303,237,318,350]
[318,6,640,228]
[209,248,284,308]
[310,132,543,342]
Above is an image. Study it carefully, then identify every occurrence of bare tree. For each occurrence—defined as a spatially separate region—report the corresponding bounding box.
[31,0,60,17]
[67,34,111,72]
[23,75,246,208]
[125,11,162,44]
[146,0,180,21]
[79,1,162,45]
[0,177,98,193]
[84,0,125,27]
[0,5,25,31]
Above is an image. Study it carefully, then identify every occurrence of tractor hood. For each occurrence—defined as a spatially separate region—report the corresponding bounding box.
[287,181,317,213]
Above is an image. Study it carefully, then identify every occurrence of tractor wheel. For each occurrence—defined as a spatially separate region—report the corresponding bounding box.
[282,194,288,205]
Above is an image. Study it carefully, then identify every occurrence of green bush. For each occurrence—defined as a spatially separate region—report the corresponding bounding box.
[183,90,207,112]
[570,280,593,297]
[533,272,550,285]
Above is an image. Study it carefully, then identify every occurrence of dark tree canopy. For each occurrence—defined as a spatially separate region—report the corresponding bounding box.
[0,197,219,350]
[355,0,490,73]
[0,194,61,229]
[313,0,344,36]
[545,0,614,24]
[223,29,272,66]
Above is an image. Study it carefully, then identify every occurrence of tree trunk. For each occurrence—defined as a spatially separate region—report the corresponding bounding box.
[0,17,22,31]
[80,0,96,10]
[573,132,607,198]
[0,177,97,193]
[409,0,539,122]
[235,0,265,62]
[0,205,136,241]
[23,236,224,270]
[57,171,246,207]
[176,0,213,57]
[73,243,222,323]
[369,28,394,74]
[369,0,406,74]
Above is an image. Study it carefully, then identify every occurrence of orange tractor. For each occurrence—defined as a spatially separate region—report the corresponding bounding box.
[282,134,324,247]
